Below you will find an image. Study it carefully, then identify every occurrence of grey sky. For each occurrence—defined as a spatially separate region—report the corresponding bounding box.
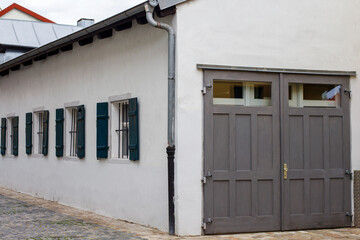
[0,0,144,25]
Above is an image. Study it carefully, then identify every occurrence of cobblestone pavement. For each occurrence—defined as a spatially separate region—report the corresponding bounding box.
[1,187,360,239]
[0,193,146,240]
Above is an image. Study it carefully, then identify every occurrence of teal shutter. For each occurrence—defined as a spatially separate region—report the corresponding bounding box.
[25,113,32,155]
[77,105,85,158]
[42,111,49,156]
[1,118,6,155]
[55,109,64,157]
[12,117,18,156]
[128,98,139,161]
[97,102,108,159]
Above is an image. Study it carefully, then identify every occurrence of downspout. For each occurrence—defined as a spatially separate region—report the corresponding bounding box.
[144,2,176,235]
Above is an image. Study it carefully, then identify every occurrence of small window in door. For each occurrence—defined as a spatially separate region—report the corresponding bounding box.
[289,83,341,108]
[213,80,271,106]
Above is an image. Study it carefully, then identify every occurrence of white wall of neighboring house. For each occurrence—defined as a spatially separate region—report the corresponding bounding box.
[174,0,360,236]
[0,8,40,21]
[0,16,175,232]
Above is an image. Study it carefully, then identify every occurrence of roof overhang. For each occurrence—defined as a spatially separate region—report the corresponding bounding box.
[0,1,184,77]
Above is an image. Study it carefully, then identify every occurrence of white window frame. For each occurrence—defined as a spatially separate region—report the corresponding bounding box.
[65,107,78,157]
[110,100,129,160]
[33,111,45,154]
[6,117,14,156]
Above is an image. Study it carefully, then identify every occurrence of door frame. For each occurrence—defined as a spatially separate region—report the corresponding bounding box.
[202,69,352,234]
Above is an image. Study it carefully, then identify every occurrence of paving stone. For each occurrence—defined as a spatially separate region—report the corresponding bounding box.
[0,194,145,240]
[1,187,360,239]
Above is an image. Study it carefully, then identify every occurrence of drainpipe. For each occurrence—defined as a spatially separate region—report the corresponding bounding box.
[144,1,176,236]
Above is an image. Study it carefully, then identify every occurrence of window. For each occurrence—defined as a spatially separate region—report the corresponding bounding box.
[66,107,78,157]
[6,116,18,156]
[33,111,49,155]
[34,112,43,154]
[213,80,272,106]
[65,105,85,158]
[111,101,129,159]
[8,117,14,155]
[98,98,138,161]
[289,83,341,108]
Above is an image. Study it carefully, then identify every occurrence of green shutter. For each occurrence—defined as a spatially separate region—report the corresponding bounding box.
[97,102,108,159]
[77,105,85,158]
[128,98,139,161]
[1,118,6,156]
[55,109,64,157]
[42,111,49,156]
[12,117,18,156]
[25,113,32,155]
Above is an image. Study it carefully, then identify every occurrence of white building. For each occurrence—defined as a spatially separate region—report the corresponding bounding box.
[0,0,358,236]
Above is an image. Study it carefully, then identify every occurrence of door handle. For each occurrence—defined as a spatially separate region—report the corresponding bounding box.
[284,163,288,180]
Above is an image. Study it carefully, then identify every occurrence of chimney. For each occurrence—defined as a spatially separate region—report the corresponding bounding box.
[77,18,95,28]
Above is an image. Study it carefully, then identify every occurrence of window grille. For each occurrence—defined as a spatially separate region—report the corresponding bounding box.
[115,102,129,159]
[37,112,43,154]
[69,108,77,157]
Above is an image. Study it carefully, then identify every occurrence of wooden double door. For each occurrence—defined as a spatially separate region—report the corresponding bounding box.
[203,70,351,234]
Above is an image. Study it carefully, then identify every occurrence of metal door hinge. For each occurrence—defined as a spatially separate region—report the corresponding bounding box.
[345,170,353,180]
[344,89,351,99]
[202,172,212,184]
[202,85,212,95]
[202,218,212,229]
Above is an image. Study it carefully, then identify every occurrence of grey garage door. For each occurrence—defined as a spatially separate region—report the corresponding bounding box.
[281,74,352,230]
[203,70,351,234]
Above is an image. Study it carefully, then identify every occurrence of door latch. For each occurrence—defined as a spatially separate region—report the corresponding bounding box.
[284,163,288,180]
[202,85,213,95]
[202,172,212,184]
[345,170,353,180]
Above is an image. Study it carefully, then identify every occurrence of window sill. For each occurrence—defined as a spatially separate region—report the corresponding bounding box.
[62,156,82,162]
[100,158,131,164]
[31,153,46,158]
[2,154,17,158]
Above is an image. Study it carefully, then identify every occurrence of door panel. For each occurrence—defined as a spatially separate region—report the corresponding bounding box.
[281,74,352,230]
[204,71,281,234]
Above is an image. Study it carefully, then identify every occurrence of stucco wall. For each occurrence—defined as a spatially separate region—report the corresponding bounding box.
[175,0,360,235]
[0,17,173,232]
[1,8,40,21]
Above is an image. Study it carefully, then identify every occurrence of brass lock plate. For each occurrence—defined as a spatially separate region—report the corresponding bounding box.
[284,163,288,180]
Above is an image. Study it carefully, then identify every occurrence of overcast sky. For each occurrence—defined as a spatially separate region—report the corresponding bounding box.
[0,0,144,25]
